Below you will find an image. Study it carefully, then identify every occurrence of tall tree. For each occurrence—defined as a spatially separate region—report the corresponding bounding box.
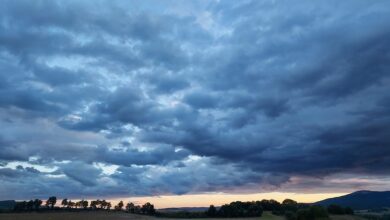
[46,196,57,209]
[106,202,112,210]
[141,202,155,215]
[26,200,34,211]
[75,201,82,209]
[96,200,102,209]
[206,205,217,217]
[134,205,141,214]
[90,200,98,209]
[115,201,124,211]
[101,200,107,209]
[33,199,42,211]
[81,200,89,209]
[67,201,75,209]
[61,199,68,208]
[282,199,298,212]
[126,202,136,213]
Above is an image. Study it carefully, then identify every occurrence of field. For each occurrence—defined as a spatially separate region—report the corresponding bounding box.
[0,211,363,220]
[0,211,277,220]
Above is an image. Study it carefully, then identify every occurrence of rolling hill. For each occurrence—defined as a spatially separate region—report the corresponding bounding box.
[315,190,390,210]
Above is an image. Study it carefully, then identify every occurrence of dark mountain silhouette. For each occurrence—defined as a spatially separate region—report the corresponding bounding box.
[315,190,390,210]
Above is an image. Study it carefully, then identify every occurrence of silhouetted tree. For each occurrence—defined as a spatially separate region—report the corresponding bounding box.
[282,199,299,212]
[206,205,217,217]
[76,200,84,209]
[115,201,124,211]
[96,199,102,209]
[101,200,108,209]
[46,196,57,209]
[61,199,68,208]
[141,202,155,215]
[126,202,136,213]
[90,200,98,209]
[106,202,112,210]
[67,200,75,209]
[81,200,89,209]
[218,203,234,217]
[261,199,282,211]
[26,200,34,211]
[134,205,141,213]
[248,201,263,217]
[33,199,42,210]
[218,201,262,217]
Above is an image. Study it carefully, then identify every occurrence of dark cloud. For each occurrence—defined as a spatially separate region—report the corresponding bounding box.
[148,73,190,94]
[0,168,24,178]
[61,161,102,186]
[183,91,219,109]
[98,146,190,166]
[0,0,390,199]
[0,137,30,161]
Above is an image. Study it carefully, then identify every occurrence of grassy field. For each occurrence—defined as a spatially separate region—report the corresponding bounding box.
[0,211,275,220]
[0,211,363,220]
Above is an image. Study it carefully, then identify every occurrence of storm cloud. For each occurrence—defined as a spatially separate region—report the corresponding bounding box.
[0,0,390,199]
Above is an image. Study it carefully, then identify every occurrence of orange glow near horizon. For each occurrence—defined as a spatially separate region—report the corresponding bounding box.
[111,192,348,209]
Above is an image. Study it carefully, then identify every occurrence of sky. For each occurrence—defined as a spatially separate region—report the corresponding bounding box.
[0,0,390,208]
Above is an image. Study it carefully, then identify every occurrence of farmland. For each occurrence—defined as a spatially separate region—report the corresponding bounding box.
[0,211,363,220]
[0,211,263,220]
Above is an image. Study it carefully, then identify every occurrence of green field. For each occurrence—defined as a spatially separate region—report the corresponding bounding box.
[0,211,363,220]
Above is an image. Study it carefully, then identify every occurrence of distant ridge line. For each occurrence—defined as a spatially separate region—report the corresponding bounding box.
[314,190,390,210]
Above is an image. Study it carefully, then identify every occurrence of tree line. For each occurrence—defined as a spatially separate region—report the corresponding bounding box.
[261,199,352,220]
[13,196,155,215]
[159,199,354,219]
[11,196,354,219]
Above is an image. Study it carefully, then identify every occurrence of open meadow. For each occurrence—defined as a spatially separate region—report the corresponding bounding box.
[0,211,364,220]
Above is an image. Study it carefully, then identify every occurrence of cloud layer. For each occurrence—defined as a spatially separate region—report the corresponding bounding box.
[1,0,390,199]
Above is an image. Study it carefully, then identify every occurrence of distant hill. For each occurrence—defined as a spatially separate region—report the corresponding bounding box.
[0,200,15,210]
[315,190,390,210]
[158,207,210,212]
